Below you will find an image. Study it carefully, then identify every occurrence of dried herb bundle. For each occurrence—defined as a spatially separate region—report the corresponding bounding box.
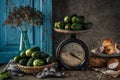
[4,6,43,31]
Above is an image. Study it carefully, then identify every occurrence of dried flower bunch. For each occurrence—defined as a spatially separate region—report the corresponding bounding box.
[4,6,43,31]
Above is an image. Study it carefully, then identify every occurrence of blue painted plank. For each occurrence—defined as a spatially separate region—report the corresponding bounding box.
[35,0,53,55]
[0,0,34,63]
[0,0,6,51]
[0,51,19,64]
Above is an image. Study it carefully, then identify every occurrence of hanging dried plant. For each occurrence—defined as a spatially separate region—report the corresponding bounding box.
[4,6,44,31]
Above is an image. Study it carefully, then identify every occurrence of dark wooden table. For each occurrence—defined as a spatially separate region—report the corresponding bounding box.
[0,64,120,80]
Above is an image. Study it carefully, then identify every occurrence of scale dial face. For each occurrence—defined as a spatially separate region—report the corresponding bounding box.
[60,42,85,67]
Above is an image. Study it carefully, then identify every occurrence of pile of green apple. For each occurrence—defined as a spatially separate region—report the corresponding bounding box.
[54,14,93,30]
[14,47,54,67]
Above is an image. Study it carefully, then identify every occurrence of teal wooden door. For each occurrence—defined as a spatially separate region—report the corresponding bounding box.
[0,0,52,64]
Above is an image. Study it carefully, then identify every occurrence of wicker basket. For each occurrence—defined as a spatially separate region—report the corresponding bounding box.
[17,62,55,74]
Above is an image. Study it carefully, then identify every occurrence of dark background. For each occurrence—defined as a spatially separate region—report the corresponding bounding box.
[53,0,120,54]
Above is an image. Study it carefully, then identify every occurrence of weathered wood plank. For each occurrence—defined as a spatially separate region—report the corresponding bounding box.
[0,0,33,63]
[34,0,53,55]
[0,51,19,63]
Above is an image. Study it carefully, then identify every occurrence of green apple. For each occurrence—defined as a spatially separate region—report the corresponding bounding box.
[71,23,83,30]
[64,16,71,23]
[65,24,71,30]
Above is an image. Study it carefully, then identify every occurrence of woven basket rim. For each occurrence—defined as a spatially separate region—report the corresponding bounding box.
[17,62,55,74]
[17,62,54,68]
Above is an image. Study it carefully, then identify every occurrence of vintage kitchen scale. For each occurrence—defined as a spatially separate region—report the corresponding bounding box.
[54,29,89,70]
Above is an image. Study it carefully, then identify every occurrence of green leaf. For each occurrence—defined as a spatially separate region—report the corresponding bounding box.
[0,72,8,79]
[0,71,12,80]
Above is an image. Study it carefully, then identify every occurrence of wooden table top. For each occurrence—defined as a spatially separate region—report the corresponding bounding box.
[0,64,120,80]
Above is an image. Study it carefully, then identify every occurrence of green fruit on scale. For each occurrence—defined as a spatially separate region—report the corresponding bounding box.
[26,47,40,57]
[72,16,81,23]
[54,14,93,31]
[79,16,85,24]
[64,16,71,23]
[57,21,65,29]
[54,22,58,28]
[14,56,21,63]
[31,51,41,59]
[71,23,83,30]
[84,22,93,30]
[27,58,34,66]
[33,59,44,66]
[20,51,27,58]
[65,24,71,30]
